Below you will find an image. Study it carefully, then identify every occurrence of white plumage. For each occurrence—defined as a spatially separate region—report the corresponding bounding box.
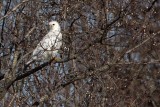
[26,21,62,65]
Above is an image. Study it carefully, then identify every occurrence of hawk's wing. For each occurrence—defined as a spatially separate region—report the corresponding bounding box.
[32,31,62,60]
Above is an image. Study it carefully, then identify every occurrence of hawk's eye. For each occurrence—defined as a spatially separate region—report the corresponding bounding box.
[53,24,55,25]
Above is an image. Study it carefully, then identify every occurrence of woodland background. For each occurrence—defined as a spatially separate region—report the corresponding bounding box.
[0,0,160,107]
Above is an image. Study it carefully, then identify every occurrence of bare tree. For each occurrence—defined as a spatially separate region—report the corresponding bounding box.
[0,0,160,106]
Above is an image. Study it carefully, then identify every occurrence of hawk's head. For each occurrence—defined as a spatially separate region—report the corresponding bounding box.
[49,21,61,32]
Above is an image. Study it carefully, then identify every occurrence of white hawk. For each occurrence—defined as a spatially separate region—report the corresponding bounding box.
[26,21,62,65]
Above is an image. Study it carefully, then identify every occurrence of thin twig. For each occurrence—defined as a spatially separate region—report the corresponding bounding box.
[126,31,160,54]
[0,0,30,21]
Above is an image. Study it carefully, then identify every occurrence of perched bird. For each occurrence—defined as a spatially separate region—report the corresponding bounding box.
[26,21,62,65]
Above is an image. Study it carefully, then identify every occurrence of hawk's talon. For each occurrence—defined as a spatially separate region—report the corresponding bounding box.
[53,57,61,62]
